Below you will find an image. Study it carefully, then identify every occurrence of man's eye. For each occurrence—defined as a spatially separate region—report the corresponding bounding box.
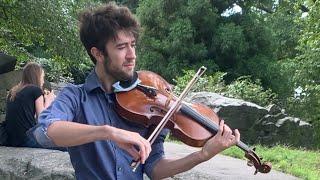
[131,44,136,48]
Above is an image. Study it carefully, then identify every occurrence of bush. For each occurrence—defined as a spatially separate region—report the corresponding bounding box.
[225,76,278,106]
[285,84,320,148]
[173,69,226,94]
[34,57,74,83]
[174,70,277,107]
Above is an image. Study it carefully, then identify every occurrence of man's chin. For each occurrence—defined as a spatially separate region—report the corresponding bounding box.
[119,71,134,81]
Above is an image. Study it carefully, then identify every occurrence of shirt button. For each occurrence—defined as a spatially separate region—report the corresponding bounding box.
[118,167,122,171]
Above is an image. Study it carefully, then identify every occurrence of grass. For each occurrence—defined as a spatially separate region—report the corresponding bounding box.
[221,145,320,180]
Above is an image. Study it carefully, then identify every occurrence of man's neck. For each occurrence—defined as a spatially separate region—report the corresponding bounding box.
[95,66,114,93]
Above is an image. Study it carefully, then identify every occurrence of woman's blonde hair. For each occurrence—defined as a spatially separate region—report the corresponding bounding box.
[8,62,44,101]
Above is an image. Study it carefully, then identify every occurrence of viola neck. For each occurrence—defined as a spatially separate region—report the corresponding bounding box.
[180,103,252,153]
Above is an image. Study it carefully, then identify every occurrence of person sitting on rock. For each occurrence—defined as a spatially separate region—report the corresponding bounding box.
[4,62,56,148]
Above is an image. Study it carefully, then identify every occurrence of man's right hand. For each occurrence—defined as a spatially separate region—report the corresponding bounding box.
[108,126,151,164]
[44,90,56,107]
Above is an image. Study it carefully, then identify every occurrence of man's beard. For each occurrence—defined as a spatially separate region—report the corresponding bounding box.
[103,57,134,82]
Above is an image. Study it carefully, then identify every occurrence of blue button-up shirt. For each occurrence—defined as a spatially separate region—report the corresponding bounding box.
[31,70,168,180]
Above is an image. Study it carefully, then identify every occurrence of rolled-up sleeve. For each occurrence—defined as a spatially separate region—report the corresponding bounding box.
[143,128,169,178]
[27,85,80,147]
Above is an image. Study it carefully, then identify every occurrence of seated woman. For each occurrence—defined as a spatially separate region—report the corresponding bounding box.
[4,62,56,148]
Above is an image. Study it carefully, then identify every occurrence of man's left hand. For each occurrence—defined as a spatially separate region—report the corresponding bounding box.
[199,120,240,161]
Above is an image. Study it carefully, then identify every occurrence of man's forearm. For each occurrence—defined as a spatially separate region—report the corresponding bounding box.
[47,121,112,147]
[151,150,215,180]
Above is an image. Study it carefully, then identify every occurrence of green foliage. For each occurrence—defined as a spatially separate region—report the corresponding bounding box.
[34,57,74,83]
[286,84,320,148]
[1,0,83,59]
[214,23,248,58]
[0,27,32,66]
[173,69,226,94]
[136,0,295,101]
[174,70,277,107]
[225,76,277,106]
[284,1,320,124]
[137,0,219,80]
[266,0,302,60]
[0,0,93,83]
[239,55,292,102]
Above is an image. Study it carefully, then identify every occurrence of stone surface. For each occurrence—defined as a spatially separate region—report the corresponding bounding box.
[0,146,74,180]
[0,70,22,124]
[0,114,5,124]
[0,53,16,75]
[254,116,314,148]
[188,92,314,147]
[0,70,22,91]
[189,92,268,131]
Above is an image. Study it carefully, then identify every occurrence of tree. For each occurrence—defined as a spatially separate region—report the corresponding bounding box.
[287,1,320,123]
[0,0,95,83]
[136,0,282,86]
[136,0,219,80]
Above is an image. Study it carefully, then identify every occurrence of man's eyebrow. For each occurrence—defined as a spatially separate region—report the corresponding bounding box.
[115,40,136,47]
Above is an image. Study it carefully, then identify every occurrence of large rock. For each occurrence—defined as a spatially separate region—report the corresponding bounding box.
[0,89,7,116]
[0,114,5,124]
[188,92,314,147]
[0,70,23,123]
[51,82,68,95]
[254,105,313,148]
[189,92,268,130]
[0,70,22,91]
[0,146,74,179]
[0,53,16,75]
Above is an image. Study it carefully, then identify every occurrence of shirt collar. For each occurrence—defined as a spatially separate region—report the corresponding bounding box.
[84,70,104,93]
[84,69,141,93]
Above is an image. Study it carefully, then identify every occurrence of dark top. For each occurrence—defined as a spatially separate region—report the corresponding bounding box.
[5,85,43,146]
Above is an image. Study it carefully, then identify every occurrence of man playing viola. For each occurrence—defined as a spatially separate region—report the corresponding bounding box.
[30,2,240,179]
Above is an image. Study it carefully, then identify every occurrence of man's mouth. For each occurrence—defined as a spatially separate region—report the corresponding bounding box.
[123,63,134,68]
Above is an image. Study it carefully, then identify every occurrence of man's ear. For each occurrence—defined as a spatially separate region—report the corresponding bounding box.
[90,47,104,63]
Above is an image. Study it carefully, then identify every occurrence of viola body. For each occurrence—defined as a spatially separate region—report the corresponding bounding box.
[116,71,221,147]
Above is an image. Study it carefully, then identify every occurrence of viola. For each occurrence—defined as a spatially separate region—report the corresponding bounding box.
[115,70,271,174]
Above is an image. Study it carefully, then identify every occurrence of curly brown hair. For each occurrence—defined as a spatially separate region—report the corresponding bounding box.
[78,2,140,64]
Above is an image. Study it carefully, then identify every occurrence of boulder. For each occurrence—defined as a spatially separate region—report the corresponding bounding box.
[0,114,5,124]
[0,70,22,91]
[0,53,16,75]
[265,104,283,115]
[189,92,268,140]
[188,92,314,148]
[0,89,7,116]
[255,115,313,148]
[0,70,23,124]
[0,146,74,179]
[51,82,68,95]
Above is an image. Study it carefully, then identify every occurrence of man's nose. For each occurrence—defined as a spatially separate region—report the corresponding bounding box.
[126,46,136,59]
